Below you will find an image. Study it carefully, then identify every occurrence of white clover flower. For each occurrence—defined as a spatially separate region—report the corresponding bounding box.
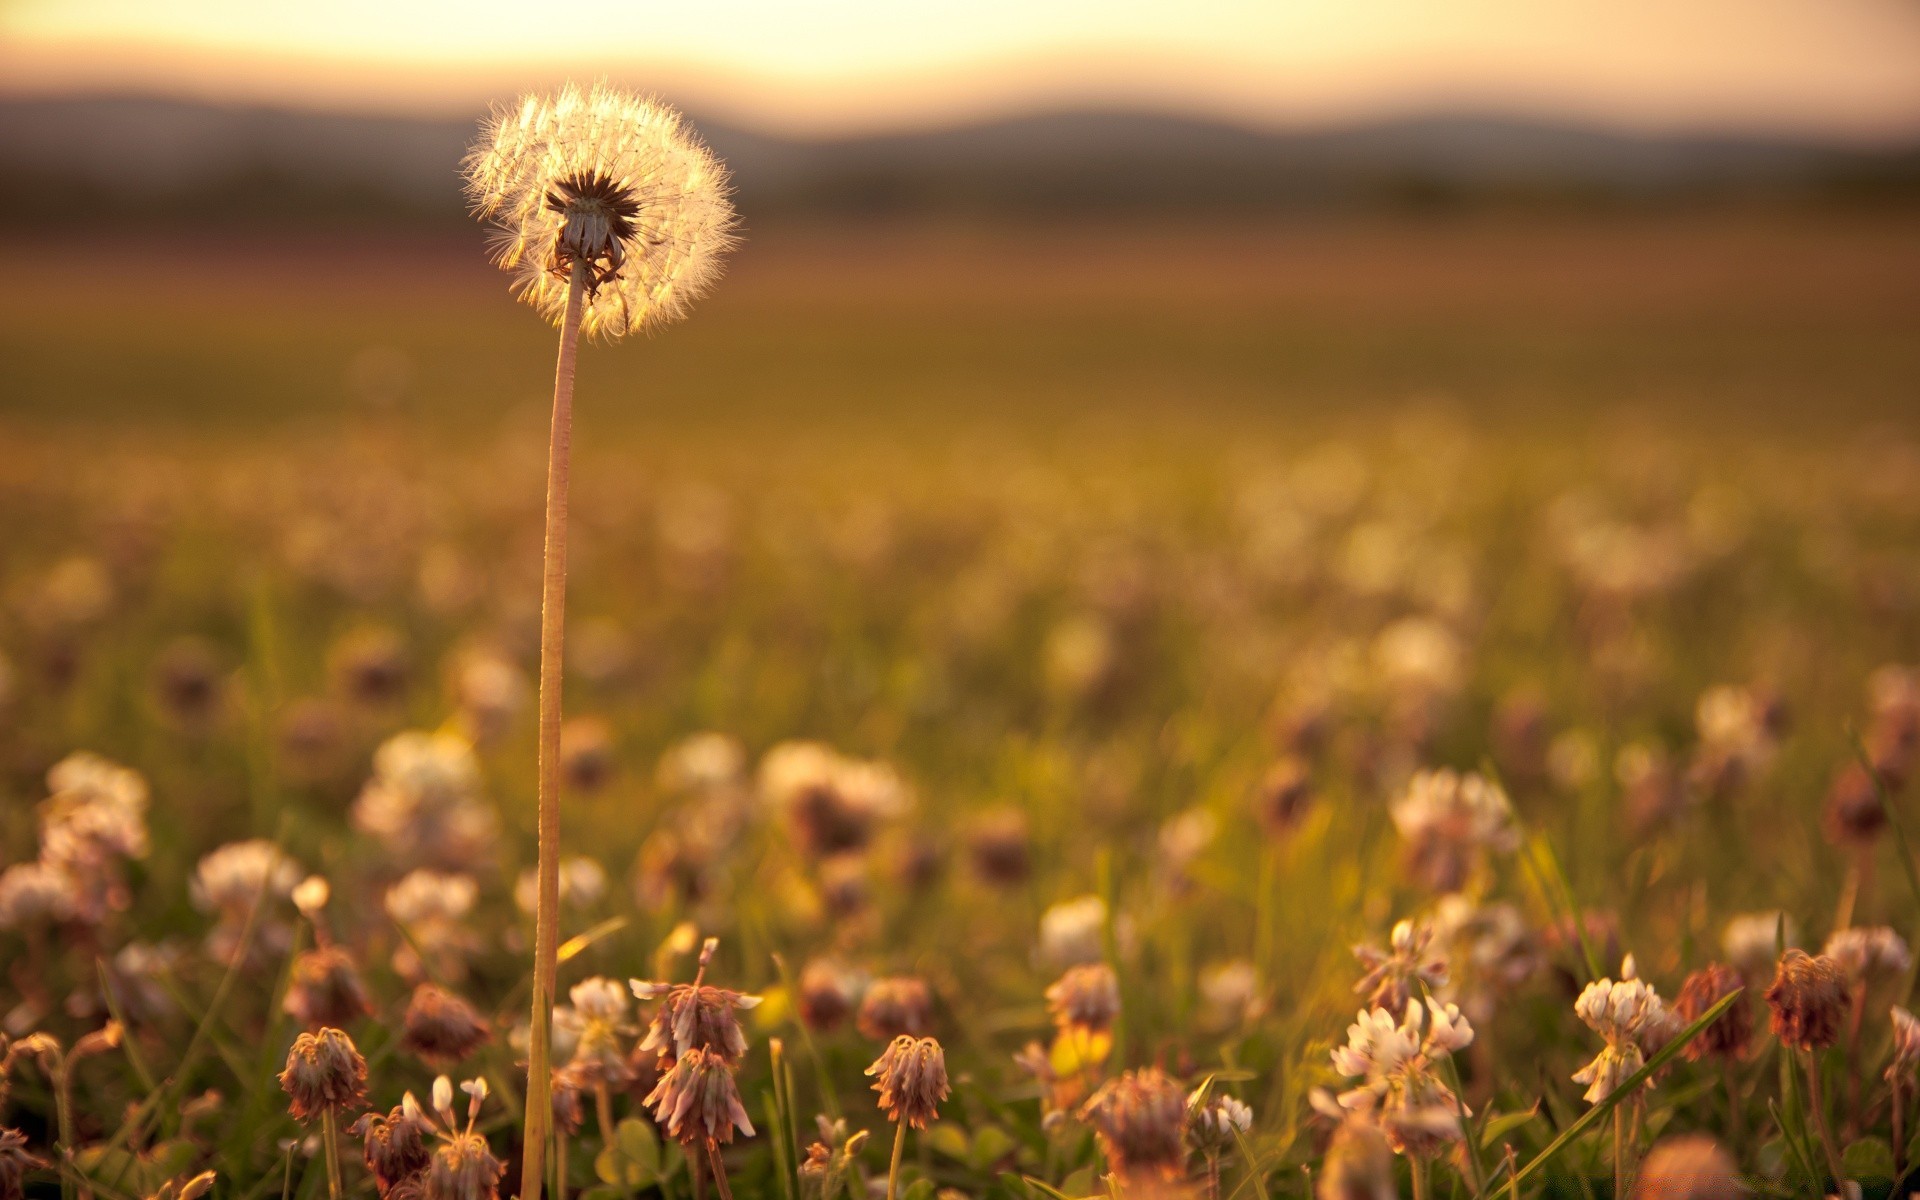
[1198,959,1264,1029]
[0,861,79,928]
[569,977,630,1023]
[1390,768,1518,893]
[1722,910,1796,978]
[1570,973,1675,1104]
[191,840,301,914]
[385,870,479,926]
[656,732,746,793]
[41,751,150,871]
[514,857,608,913]
[465,82,735,340]
[1824,926,1913,986]
[353,731,498,873]
[1330,999,1473,1158]
[1353,918,1450,1012]
[1039,895,1111,968]
[1890,1006,1920,1078]
[1185,1087,1252,1153]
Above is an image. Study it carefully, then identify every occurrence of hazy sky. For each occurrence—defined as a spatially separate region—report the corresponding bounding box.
[5,0,1920,138]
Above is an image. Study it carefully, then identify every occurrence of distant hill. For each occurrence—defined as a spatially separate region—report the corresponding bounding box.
[1,92,1914,224]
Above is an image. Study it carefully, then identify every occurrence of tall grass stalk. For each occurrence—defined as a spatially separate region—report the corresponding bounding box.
[520,262,587,1200]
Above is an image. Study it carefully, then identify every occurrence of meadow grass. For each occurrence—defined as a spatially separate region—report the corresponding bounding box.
[0,212,1916,1199]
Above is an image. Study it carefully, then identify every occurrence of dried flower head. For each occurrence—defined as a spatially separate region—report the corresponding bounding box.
[1080,1068,1189,1182]
[466,83,735,339]
[279,1027,368,1121]
[1329,999,1474,1158]
[425,1129,504,1200]
[1722,910,1796,979]
[1631,1134,1741,1200]
[866,1035,949,1129]
[966,807,1033,886]
[796,959,862,1032]
[1352,919,1449,1013]
[857,976,933,1042]
[643,1046,755,1146]
[354,1098,434,1197]
[284,946,373,1030]
[0,1129,46,1200]
[402,985,493,1067]
[1764,950,1847,1051]
[1252,757,1315,841]
[1823,763,1888,849]
[1047,963,1121,1035]
[631,975,760,1063]
[1672,964,1750,1063]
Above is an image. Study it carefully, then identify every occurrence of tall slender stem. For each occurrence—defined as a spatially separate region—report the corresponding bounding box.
[519,263,587,1200]
[321,1108,342,1200]
[885,1121,908,1200]
[1804,1050,1848,1192]
[1612,1106,1626,1200]
[1409,1157,1429,1200]
[706,1143,736,1200]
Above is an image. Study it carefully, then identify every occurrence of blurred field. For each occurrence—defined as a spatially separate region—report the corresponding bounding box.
[2,209,1920,1198]
[3,211,1918,441]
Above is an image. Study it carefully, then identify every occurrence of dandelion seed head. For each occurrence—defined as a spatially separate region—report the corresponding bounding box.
[465,83,735,340]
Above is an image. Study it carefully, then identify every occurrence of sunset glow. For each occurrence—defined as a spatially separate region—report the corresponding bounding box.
[5,0,1920,137]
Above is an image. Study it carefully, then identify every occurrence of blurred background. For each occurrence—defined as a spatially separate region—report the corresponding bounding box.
[2,0,1917,440]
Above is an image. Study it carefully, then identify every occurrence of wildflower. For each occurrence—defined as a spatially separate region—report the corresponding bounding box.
[1352,919,1448,1013]
[279,1028,368,1121]
[0,862,78,929]
[40,751,150,870]
[643,1047,754,1145]
[450,646,528,744]
[0,1129,46,1200]
[656,732,746,794]
[1571,971,1676,1104]
[355,1097,434,1197]
[1688,684,1782,798]
[1047,964,1120,1035]
[1330,998,1474,1157]
[1316,1117,1394,1200]
[1823,763,1887,849]
[758,741,906,857]
[867,1035,949,1129]
[856,976,933,1042]
[385,870,481,979]
[1185,1087,1252,1154]
[1039,895,1111,968]
[631,974,760,1064]
[566,976,633,1084]
[401,985,492,1066]
[559,717,616,793]
[1721,910,1795,979]
[796,959,862,1032]
[966,807,1032,886]
[283,946,373,1030]
[550,1065,587,1136]
[1080,1068,1189,1183]
[1889,1005,1920,1079]
[422,1079,505,1200]
[1251,757,1315,841]
[1672,964,1750,1063]
[466,83,734,339]
[149,637,227,730]
[514,857,607,913]
[1389,768,1516,893]
[328,626,411,707]
[1632,1135,1740,1200]
[193,840,301,965]
[1823,925,1912,986]
[1764,950,1847,1051]
[352,731,498,874]
[1197,960,1264,1030]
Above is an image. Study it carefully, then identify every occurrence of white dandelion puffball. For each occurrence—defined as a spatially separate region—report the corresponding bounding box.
[465,82,735,339]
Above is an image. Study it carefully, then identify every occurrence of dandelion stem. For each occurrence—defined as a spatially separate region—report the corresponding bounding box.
[885,1120,908,1200]
[519,261,587,1200]
[321,1107,342,1200]
[1802,1049,1848,1192]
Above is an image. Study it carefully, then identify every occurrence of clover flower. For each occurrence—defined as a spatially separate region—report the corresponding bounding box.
[1634,1135,1741,1200]
[643,1047,754,1146]
[1722,910,1796,979]
[284,946,373,1031]
[1672,963,1750,1063]
[279,1028,368,1122]
[41,752,150,872]
[352,731,498,874]
[630,974,760,1064]
[1185,1087,1252,1154]
[354,1096,434,1197]
[1047,964,1121,1035]
[1330,998,1474,1157]
[402,985,493,1067]
[1570,974,1675,1104]
[420,1078,506,1200]
[796,958,864,1032]
[856,976,933,1042]
[1765,950,1847,1051]
[1352,918,1449,1012]
[1039,895,1112,968]
[1390,768,1516,893]
[193,840,301,966]
[867,1035,949,1129]
[1080,1068,1190,1183]
[0,862,79,930]
[564,976,634,1085]
[1823,925,1913,986]
[385,870,481,980]
[465,83,734,340]
[513,857,607,914]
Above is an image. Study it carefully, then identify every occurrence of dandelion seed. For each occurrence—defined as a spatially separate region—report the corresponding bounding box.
[466,83,734,340]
